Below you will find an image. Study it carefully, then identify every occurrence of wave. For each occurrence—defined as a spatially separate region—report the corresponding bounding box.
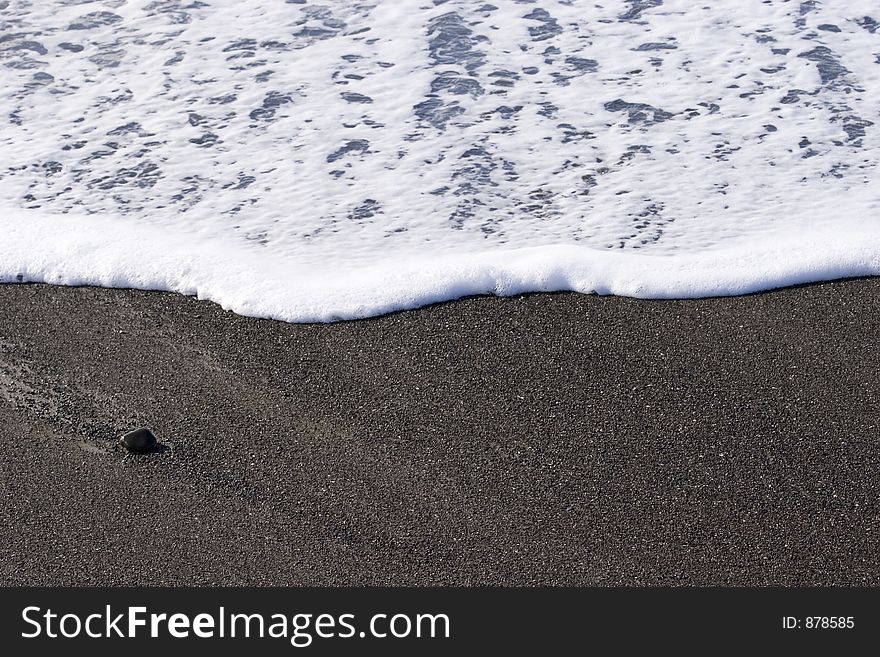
[1,0,879,320]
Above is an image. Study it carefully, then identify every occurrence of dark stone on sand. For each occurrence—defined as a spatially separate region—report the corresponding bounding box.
[119,427,157,453]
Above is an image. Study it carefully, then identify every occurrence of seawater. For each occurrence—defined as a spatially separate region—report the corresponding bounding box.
[1,0,879,321]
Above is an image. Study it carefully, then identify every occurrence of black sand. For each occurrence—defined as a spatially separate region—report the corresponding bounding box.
[0,280,878,586]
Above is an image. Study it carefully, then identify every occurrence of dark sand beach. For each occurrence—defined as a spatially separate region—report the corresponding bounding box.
[0,280,878,586]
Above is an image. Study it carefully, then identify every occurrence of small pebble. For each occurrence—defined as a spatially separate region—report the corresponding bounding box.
[119,427,157,453]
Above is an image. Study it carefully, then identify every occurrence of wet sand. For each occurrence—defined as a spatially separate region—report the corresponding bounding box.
[0,280,878,586]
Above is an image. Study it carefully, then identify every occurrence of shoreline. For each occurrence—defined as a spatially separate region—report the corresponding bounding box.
[1,280,878,586]
[6,204,880,323]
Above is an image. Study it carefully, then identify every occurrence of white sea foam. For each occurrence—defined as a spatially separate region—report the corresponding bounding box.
[1,0,879,321]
